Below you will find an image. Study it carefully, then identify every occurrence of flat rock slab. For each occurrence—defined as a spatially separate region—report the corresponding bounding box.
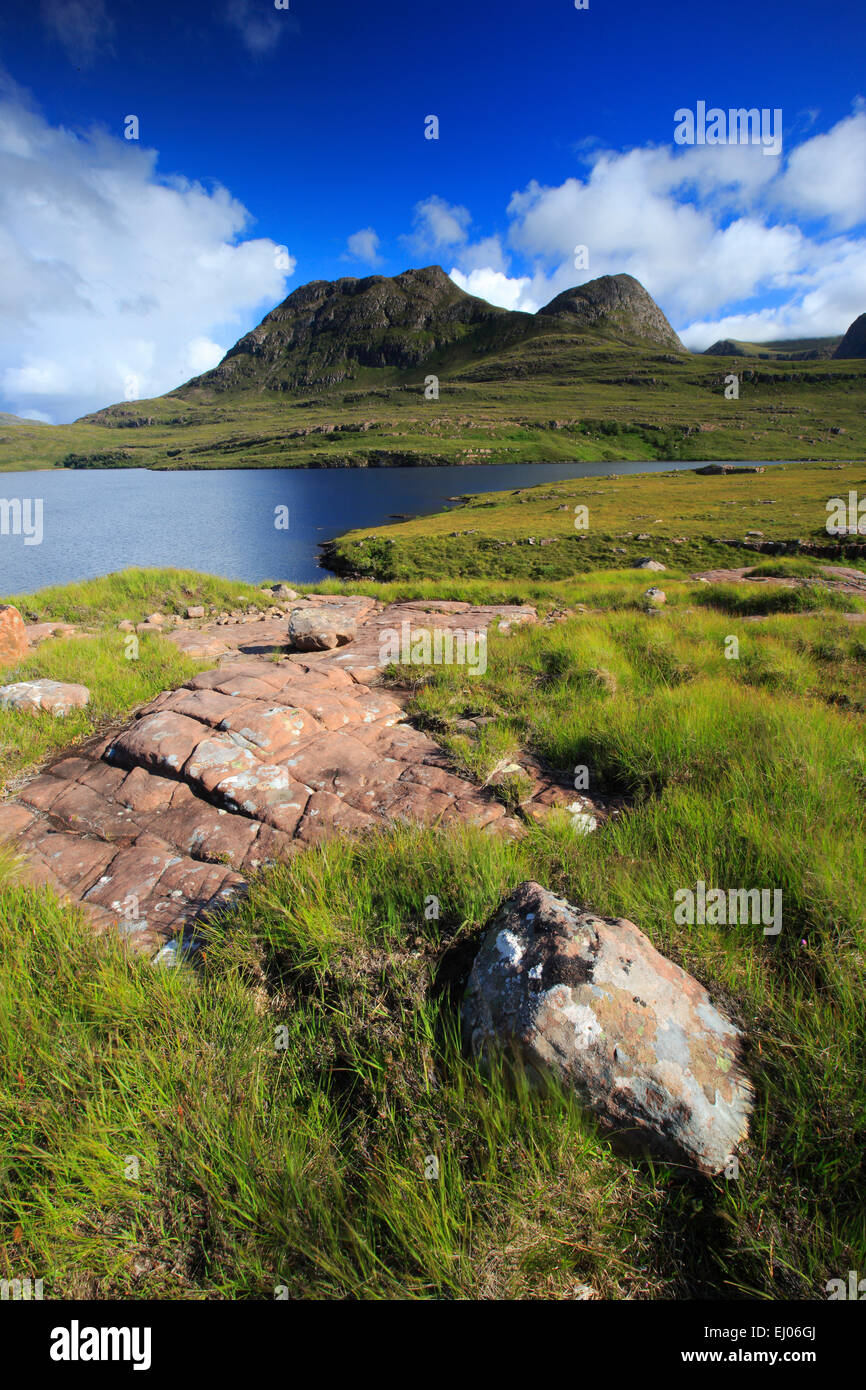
[303,603,538,684]
[463,881,753,1176]
[0,598,546,959]
[24,622,77,644]
[0,679,90,716]
[167,630,231,660]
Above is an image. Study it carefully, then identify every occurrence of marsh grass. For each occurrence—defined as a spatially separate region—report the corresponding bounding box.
[0,567,864,1299]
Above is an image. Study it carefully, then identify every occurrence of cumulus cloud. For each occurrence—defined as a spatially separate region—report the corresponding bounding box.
[0,82,295,422]
[344,227,383,267]
[448,266,538,312]
[772,106,866,229]
[443,106,866,346]
[404,196,471,256]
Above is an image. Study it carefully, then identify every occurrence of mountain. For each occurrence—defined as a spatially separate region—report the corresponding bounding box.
[703,337,842,361]
[172,266,683,400]
[175,266,526,397]
[0,411,48,426]
[4,266,864,473]
[539,274,684,351]
[833,313,866,359]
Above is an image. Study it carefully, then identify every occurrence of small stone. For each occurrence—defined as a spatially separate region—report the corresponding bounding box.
[185,605,205,619]
[0,679,90,716]
[0,604,29,669]
[567,802,598,835]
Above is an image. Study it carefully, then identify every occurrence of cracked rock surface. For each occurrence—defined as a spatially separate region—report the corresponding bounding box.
[0,599,543,957]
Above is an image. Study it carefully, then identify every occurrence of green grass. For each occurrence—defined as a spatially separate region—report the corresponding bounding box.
[0,569,295,793]
[0,632,205,793]
[2,566,276,627]
[2,332,865,472]
[325,460,866,581]
[0,553,864,1298]
[695,583,863,617]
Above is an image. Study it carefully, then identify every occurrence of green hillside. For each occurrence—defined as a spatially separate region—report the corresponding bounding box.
[2,268,864,471]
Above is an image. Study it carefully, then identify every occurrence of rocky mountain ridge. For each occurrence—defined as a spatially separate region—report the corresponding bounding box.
[170,267,685,399]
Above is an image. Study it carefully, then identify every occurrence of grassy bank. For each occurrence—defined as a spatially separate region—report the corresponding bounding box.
[325,459,866,580]
[0,550,864,1298]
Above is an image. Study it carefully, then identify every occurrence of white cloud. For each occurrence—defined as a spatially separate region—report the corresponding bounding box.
[185,337,226,374]
[0,83,295,422]
[772,106,866,229]
[496,109,866,345]
[344,227,383,267]
[448,266,538,313]
[404,195,471,256]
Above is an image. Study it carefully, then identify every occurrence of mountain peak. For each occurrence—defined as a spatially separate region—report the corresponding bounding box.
[180,264,509,396]
[834,312,866,359]
[174,265,685,399]
[539,273,685,351]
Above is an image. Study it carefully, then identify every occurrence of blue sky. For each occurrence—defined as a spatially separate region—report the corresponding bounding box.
[1,0,864,421]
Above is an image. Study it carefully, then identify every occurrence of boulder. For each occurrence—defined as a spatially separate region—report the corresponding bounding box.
[463,882,752,1175]
[0,604,29,669]
[0,679,90,717]
[185,605,205,619]
[644,587,666,605]
[288,605,357,651]
[635,558,666,571]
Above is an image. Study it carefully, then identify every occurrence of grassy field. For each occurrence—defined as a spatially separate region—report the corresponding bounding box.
[326,458,866,579]
[0,546,864,1299]
[2,337,865,473]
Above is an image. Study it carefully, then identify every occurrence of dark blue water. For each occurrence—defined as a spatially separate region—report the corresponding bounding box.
[0,460,776,595]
